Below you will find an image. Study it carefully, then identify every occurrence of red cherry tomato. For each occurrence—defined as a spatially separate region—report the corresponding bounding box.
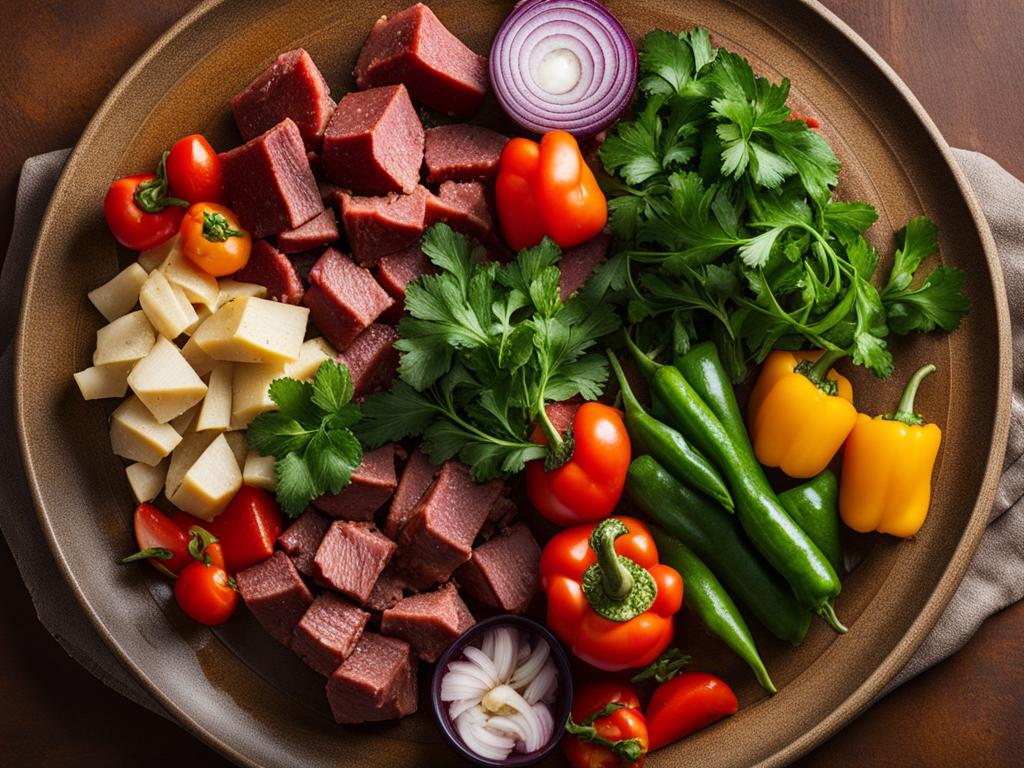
[123,503,191,577]
[103,173,186,250]
[166,134,226,205]
[563,681,648,768]
[174,536,238,626]
[174,486,282,573]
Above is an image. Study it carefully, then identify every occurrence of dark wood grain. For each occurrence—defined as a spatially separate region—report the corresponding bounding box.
[0,1,1021,766]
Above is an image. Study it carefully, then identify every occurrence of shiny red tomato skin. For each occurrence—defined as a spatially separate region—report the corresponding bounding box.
[174,559,238,625]
[173,486,283,573]
[166,134,226,205]
[133,503,191,576]
[103,174,184,250]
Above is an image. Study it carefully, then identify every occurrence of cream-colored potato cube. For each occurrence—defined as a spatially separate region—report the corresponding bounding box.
[224,431,249,469]
[215,279,267,308]
[110,396,182,466]
[242,451,277,492]
[137,235,178,273]
[230,361,286,429]
[125,460,168,504]
[88,263,148,322]
[167,434,242,520]
[161,245,219,309]
[170,403,199,435]
[181,335,216,377]
[166,429,219,498]
[183,303,212,337]
[286,337,337,381]
[93,310,156,368]
[196,362,233,432]
[127,336,208,423]
[73,363,132,400]
[139,269,198,340]
[193,297,307,364]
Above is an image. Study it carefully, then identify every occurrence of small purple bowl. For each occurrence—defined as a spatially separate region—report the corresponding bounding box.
[430,615,574,767]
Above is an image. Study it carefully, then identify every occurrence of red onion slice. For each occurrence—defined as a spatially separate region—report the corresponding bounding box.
[490,0,637,137]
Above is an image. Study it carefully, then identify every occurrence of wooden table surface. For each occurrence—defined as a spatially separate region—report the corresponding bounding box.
[1,1,1021,766]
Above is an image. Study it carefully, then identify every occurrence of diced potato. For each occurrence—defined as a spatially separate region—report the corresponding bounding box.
[286,337,337,381]
[128,336,208,423]
[216,279,267,308]
[167,434,242,520]
[166,429,219,499]
[170,403,199,435]
[196,362,233,432]
[88,263,148,322]
[139,269,198,340]
[73,362,132,400]
[243,450,277,492]
[93,310,156,368]
[181,335,216,377]
[231,361,285,429]
[161,245,219,309]
[183,303,212,337]
[110,396,182,466]
[125,460,168,504]
[224,430,249,469]
[137,235,179,273]
[193,296,308,364]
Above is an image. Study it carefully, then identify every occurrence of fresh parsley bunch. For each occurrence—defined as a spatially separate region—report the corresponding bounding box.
[597,29,969,381]
[247,360,363,517]
[356,224,620,481]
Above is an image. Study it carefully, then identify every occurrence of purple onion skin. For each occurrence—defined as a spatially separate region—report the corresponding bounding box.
[489,0,638,138]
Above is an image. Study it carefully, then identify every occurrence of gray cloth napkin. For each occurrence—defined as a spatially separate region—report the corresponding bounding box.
[1,148,1022,726]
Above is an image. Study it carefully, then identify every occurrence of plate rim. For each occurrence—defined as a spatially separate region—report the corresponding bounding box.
[13,0,1012,765]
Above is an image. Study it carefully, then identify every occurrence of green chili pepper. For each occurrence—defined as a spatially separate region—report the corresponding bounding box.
[607,350,733,512]
[626,455,811,645]
[779,470,843,575]
[672,341,845,631]
[626,336,845,633]
[650,525,776,693]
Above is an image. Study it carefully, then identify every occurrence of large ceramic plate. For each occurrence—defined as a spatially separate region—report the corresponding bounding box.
[14,1,1011,766]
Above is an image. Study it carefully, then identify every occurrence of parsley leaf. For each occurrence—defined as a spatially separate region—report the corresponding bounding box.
[247,360,363,517]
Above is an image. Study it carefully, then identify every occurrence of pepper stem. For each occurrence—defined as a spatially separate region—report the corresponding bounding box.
[808,349,846,382]
[606,350,642,413]
[889,364,937,425]
[622,333,659,381]
[818,600,848,634]
[590,518,634,599]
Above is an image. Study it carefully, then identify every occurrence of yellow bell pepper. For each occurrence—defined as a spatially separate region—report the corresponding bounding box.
[747,349,857,479]
[840,364,942,538]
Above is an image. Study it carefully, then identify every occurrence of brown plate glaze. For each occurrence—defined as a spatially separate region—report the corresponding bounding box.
[14,1,1011,766]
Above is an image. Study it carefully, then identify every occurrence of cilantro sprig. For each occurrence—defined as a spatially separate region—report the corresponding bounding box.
[598,29,969,381]
[356,224,620,481]
[247,360,363,517]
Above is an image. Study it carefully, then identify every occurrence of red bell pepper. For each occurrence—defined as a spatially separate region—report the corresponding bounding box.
[563,681,649,768]
[645,671,738,750]
[539,516,683,671]
[526,401,630,527]
[173,486,283,573]
[495,130,608,251]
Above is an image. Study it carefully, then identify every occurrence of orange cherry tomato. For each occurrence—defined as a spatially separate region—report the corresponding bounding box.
[166,134,226,205]
[180,202,252,276]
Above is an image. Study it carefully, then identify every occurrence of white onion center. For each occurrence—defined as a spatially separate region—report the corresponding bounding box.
[537,48,582,95]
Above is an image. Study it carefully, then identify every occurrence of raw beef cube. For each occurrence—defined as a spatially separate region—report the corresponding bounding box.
[395,461,503,589]
[314,445,397,520]
[456,523,541,614]
[322,85,423,195]
[231,48,336,145]
[479,494,518,540]
[381,582,474,662]
[424,124,507,183]
[326,632,417,723]
[220,118,324,239]
[354,3,488,118]
[291,593,370,676]
[302,248,393,351]
[317,180,344,207]
[365,566,407,613]
[376,242,434,303]
[314,521,396,604]
[383,447,436,539]
[338,187,427,266]
[424,181,492,241]
[559,231,611,300]
[276,209,339,253]
[232,240,305,304]
[236,551,314,645]
[277,509,331,578]
[338,323,399,397]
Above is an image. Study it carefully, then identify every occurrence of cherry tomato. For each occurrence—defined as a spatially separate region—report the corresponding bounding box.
[103,173,186,250]
[122,503,191,577]
[174,486,283,573]
[180,202,252,276]
[166,134,226,205]
[174,532,238,626]
[563,681,648,768]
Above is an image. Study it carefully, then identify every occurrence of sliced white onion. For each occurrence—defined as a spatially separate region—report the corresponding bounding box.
[510,637,550,690]
[523,659,557,705]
